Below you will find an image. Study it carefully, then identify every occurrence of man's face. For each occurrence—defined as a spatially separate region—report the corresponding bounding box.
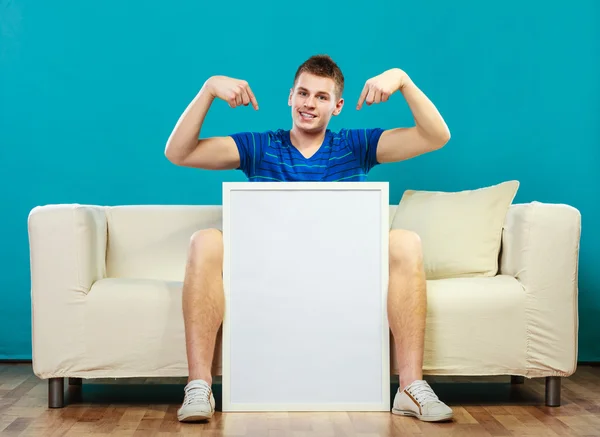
[288,72,344,133]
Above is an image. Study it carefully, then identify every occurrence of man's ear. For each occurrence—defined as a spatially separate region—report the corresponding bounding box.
[333,98,345,116]
[288,88,293,106]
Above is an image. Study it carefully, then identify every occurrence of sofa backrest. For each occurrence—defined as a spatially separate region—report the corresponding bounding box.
[105,205,222,281]
[104,205,401,281]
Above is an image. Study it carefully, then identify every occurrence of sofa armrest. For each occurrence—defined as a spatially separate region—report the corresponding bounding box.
[500,201,581,377]
[27,204,107,377]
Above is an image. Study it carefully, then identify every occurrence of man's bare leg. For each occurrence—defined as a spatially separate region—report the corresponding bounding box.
[387,229,427,391]
[388,229,453,421]
[178,228,223,422]
[182,228,224,385]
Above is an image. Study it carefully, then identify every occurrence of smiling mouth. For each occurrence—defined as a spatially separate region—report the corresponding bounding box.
[299,111,317,120]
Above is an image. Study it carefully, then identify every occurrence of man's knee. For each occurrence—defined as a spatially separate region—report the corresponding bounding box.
[389,229,423,267]
[189,228,223,264]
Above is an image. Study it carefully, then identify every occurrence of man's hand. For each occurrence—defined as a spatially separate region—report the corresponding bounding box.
[356,68,410,110]
[204,75,259,110]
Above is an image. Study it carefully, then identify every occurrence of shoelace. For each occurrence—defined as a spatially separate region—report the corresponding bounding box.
[183,384,211,406]
[408,381,439,405]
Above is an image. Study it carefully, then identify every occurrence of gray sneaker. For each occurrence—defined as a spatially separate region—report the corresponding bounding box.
[392,380,453,422]
[177,379,215,422]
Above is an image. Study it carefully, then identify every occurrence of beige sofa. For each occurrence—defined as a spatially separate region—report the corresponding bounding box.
[27,201,581,409]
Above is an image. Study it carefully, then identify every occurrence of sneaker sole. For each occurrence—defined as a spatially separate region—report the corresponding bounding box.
[392,408,453,422]
[177,410,214,422]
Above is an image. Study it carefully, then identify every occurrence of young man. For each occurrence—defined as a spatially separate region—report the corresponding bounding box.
[165,55,452,423]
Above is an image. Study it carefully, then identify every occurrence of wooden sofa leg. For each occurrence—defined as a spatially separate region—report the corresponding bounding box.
[511,376,525,384]
[48,378,65,408]
[545,376,561,407]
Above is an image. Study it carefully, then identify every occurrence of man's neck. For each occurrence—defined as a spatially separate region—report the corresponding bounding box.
[289,126,326,151]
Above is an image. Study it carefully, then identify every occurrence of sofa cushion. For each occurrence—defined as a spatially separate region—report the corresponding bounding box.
[390,181,519,279]
[81,275,524,378]
[417,275,527,375]
[83,277,222,377]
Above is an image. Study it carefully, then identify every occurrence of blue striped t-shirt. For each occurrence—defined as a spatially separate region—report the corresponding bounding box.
[229,128,386,182]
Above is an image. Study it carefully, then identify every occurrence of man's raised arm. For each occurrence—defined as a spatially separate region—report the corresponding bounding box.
[164,76,259,170]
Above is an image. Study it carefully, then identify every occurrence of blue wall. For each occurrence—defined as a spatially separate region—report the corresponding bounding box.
[1,1,598,360]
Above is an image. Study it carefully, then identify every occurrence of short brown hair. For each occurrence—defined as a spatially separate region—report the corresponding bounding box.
[293,54,345,98]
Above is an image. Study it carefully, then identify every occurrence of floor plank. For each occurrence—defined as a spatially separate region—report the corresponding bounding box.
[0,363,599,436]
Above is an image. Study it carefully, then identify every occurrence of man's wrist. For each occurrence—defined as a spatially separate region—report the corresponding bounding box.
[201,77,216,99]
[399,74,415,93]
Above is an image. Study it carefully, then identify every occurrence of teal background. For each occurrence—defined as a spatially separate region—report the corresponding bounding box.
[0,1,598,360]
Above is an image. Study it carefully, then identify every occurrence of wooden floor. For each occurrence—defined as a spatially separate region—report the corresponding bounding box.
[1,364,600,436]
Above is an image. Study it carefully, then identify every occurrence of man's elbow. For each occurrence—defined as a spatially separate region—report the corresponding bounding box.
[164,148,176,164]
[431,128,450,150]
[164,147,184,166]
[416,125,450,151]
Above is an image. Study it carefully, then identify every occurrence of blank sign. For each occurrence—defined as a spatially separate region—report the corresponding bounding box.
[222,182,389,411]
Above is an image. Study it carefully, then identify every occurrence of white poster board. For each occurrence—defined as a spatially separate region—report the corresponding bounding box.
[222,182,390,411]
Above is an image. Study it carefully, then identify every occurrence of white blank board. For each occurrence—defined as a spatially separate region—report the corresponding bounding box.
[222,182,389,411]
